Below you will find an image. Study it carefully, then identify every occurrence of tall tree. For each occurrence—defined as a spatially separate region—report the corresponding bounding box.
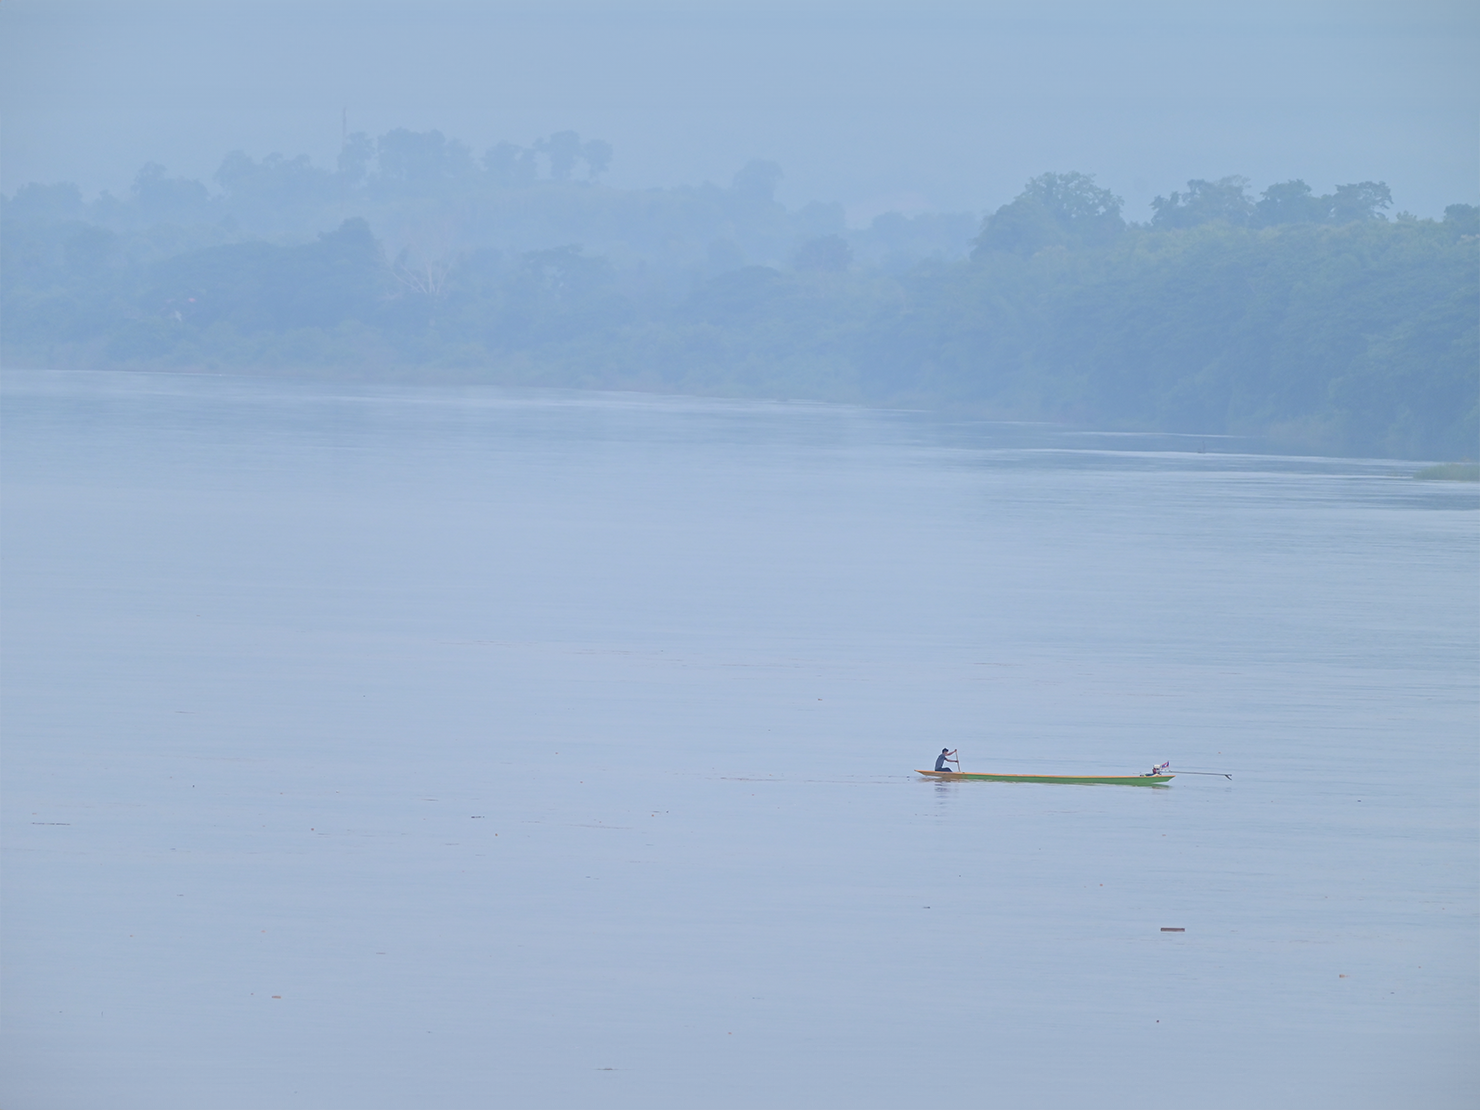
[541,131,583,182]
[337,132,374,186]
[1328,181,1392,223]
[131,163,211,223]
[731,160,783,206]
[1150,176,1254,229]
[582,139,614,179]
[373,129,475,197]
[974,171,1124,255]
[1255,180,1327,225]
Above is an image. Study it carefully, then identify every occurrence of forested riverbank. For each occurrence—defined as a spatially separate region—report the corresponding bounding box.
[3,130,1476,459]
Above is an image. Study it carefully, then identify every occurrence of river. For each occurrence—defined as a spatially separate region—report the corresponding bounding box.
[3,369,1475,1109]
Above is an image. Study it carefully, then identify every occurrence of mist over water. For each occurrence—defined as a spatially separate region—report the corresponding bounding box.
[3,370,1475,1109]
[4,2,1476,1104]
[7,8,1475,461]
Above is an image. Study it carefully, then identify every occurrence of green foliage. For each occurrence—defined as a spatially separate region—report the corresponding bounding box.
[1152,176,1396,230]
[1151,177,1254,228]
[145,218,384,332]
[1414,463,1479,480]
[1444,204,1479,237]
[3,151,1476,461]
[974,171,1124,255]
[870,216,1478,458]
[792,235,853,272]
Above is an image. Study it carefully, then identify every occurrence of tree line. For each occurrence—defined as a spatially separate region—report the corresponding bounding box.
[3,132,1476,460]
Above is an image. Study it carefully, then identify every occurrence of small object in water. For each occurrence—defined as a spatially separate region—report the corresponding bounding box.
[1161,927,1185,932]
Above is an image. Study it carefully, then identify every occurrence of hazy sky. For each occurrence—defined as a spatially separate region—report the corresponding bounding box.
[2,0,1476,223]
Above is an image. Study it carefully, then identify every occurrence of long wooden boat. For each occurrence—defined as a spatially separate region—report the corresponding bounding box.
[915,770,1174,786]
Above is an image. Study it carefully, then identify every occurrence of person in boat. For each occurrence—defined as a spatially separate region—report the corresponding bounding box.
[934,748,959,773]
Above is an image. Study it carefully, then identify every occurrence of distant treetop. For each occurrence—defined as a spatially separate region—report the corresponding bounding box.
[973,171,1125,256]
[1151,176,1394,230]
[1150,176,1254,229]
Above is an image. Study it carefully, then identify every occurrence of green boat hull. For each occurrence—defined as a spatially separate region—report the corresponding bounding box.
[915,770,1173,786]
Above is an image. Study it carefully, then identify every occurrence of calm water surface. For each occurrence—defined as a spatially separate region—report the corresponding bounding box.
[3,369,1476,1109]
